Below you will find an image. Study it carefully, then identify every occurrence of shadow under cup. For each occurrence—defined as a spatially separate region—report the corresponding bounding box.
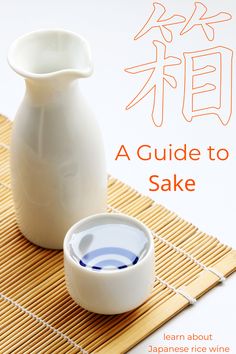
[63,213,155,315]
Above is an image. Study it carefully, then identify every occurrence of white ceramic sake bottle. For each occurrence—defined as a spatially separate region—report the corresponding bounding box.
[8,29,107,249]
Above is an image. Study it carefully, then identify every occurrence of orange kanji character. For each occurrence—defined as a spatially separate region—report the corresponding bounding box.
[125,41,181,127]
[134,2,186,43]
[181,2,232,41]
[183,46,233,125]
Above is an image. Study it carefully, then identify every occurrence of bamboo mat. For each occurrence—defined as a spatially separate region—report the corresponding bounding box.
[1,114,236,354]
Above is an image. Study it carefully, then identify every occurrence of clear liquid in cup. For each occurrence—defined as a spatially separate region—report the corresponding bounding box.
[68,219,149,271]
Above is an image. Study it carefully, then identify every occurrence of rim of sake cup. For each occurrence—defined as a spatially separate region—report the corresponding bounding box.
[63,212,154,275]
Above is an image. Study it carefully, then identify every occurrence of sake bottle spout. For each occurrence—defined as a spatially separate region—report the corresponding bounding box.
[7,29,93,82]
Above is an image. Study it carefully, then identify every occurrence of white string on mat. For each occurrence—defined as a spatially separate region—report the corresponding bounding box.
[155,275,196,305]
[207,267,225,282]
[150,230,225,283]
[107,204,225,284]
[0,181,11,189]
[0,142,10,149]
[0,293,88,354]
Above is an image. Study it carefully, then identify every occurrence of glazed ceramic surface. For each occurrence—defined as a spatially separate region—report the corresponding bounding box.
[8,29,107,249]
[63,213,155,314]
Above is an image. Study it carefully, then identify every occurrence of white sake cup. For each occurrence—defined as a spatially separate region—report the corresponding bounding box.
[63,213,155,314]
